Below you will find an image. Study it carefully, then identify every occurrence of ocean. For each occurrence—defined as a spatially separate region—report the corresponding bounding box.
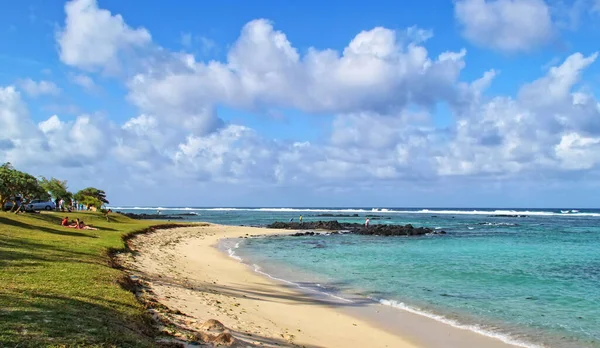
[111,207,600,347]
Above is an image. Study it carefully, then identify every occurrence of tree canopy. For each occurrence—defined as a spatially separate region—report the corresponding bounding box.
[0,163,50,212]
[39,177,72,203]
[1,163,107,212]
[74,187,109,209]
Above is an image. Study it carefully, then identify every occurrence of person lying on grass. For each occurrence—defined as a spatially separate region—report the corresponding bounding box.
[64,218,98,230]
[78,219,98,230]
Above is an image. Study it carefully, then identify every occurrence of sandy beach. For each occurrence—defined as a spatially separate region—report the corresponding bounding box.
[118,224,520,347]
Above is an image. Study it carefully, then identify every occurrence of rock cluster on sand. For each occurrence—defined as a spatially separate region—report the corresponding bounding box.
[200,318,226,332]
[192,319,235,346]
[266,221,445,236]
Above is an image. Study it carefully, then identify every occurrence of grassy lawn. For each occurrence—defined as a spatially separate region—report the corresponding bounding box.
[0,211,168,347]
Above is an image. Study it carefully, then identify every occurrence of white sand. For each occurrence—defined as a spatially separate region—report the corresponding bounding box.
[120,224,520,348]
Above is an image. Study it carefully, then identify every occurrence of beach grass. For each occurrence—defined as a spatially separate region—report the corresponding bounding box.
[0,210,167,347]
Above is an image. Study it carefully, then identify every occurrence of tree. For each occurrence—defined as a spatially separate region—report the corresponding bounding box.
[40,177,73,207]
[74,187,109,209]
[13,172,50,213]
[0,163,17,210]
[0,163,49,213]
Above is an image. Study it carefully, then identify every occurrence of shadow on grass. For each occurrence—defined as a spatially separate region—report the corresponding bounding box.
[0,237,98,268]
[0,288,323,348]
[0,216,110,237]
[0,291,156,348]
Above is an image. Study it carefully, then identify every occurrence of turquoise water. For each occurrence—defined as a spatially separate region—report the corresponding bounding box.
[112,207,600,347]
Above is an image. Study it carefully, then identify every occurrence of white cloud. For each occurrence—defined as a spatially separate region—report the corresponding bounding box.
[4,0,589,204]
[17,78,61,97]
[454,0,553,53]
[518,52,597,108]
[125,19,468,139]
[69,73,96,90]
[0,86,110,169]
[57,0,151,72]
[436,52,600,176]
[555,132,600,170]
[0,86,31,140]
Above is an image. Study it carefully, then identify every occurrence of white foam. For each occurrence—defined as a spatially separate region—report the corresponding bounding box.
[377,299,542,348]
[226,242,242,262]
[222,238,543,348]
[251,264,353,303]
[408,209,600,217]
[107,206,600,217]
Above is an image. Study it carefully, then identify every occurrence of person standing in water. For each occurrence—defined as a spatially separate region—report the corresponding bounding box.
[365,218,370,228]
[299,215,303,224]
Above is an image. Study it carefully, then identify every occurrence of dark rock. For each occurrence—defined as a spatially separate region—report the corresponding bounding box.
[267,220,439,237]
[268,220,343,230]
[313,213,361,217]
[117,212,185,220]
[490,214,529,218]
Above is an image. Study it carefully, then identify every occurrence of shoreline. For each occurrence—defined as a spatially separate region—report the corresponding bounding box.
[118,223,522,347]
[222,238,540,348]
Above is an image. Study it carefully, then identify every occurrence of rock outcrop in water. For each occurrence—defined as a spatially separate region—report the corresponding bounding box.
[312,213,360,217]
[268,220,344,230]
[266,220,445,236]
[117,212,197,220]
[310,213,391,220]
[489,214,529,218]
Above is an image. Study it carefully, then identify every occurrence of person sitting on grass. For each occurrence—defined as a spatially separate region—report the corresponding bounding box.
[65,218,99,230]
[61,217,69,226]
[67,218,80,228]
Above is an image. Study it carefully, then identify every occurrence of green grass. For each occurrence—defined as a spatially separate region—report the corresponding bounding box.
[0,211,170,347]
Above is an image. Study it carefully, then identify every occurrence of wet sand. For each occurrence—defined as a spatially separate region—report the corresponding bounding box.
[118,224,519,347]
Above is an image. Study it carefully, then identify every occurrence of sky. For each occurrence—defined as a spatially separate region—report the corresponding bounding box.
[1,0,600,208]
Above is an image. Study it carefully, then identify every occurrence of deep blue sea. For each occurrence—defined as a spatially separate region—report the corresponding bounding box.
[111,207,600,347]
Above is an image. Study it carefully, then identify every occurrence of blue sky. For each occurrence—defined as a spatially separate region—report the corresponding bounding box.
[1,0,600,207]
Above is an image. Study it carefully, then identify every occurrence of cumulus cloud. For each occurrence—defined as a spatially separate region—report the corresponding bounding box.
[454,0,553,53]
[69,73,97,90]
[1,0,592,205]
[0,86,111,169]
[17,79,61,97]
[57,0,151,72]
[438,52,600,176]
[124,19,469,138]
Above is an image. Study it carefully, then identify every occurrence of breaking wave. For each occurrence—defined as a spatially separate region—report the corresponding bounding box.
[107,206,600,217]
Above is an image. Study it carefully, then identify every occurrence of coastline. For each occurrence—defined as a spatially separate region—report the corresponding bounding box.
[118,223,521,347]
